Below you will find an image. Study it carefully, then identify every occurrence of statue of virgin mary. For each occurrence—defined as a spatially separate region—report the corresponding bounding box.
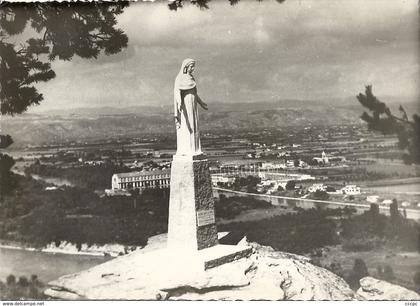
[173,58,208,156]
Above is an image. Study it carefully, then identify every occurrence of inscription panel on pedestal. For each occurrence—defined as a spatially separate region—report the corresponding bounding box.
[196,209,215,227]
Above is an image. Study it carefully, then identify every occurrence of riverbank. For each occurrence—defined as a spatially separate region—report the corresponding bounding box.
[12,169,75,187]
[0,239,138,258]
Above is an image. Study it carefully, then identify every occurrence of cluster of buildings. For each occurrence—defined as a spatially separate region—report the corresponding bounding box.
[211,169,316,195]
[244,151,346,169]
[260,160,307,169]
[307,183,361,195]
[257,172,315,193]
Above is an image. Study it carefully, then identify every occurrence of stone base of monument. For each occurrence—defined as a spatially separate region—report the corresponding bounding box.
[168,154,219,251]
[166,154,253,270]
[172,244,252,270]
[166,154,252,270]
[45,235,253,300]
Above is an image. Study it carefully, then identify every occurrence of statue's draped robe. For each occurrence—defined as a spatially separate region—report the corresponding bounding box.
[174,59,202,156]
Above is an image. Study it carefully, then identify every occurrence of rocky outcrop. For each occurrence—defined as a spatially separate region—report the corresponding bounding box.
[168,244,359,301]
[357,277,420,300]
[45,241,359,300]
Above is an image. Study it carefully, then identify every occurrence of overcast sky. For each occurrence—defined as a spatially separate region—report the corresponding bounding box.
[32,0,419,112]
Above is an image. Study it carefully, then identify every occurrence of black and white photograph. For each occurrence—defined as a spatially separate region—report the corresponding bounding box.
[0,0,419,302]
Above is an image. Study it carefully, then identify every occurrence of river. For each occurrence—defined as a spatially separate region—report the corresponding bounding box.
[0,247,110,283]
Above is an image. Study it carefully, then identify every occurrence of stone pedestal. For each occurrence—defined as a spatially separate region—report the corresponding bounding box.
[167,154,218,251]
[167,154,252,270]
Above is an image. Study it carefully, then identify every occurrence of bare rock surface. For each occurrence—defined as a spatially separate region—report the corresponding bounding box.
[357,277,420,300]
[45,239,360,300]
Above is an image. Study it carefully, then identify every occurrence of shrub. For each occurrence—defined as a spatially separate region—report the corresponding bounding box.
[312,190,329,201]
[329,261,344,278]
[413,271,420,290]
[326,186,336,192]
[285,180,296,190]
[346,258,369,290]
[376,264,395,281]
[6,275,15,286]
[383,265,395,281]
[17,277,29,287]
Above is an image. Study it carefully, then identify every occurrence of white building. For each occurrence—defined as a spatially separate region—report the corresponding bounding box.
[261,162,286,170]
[211,174,236,186]
[111,169,170,191]
[45,186,58,191]
[308,184,327,193]
[401,201,411,207]
[286,160,295,167]
[321,151,329,164]
[382,199,393,205]
[313,151,329,164]
[257,180,278,193]
[84,160,105,166]
[367,195,380,203]
[340,185,361,195]
[260,172,314,182]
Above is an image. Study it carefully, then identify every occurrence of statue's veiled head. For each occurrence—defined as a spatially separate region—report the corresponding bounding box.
[181,58,196,75]
[175,58,197,90]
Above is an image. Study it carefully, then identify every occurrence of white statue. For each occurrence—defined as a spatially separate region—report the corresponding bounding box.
[174,58,208,156]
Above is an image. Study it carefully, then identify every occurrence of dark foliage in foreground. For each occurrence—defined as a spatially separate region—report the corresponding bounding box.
[357,85,420,164]
[0,154,17,198]
[414,271,420,293]
[168,0,285,11]
[346,258,369,290]
[0,2,128,116]
[0,2,129,196]
[0,274,46,300]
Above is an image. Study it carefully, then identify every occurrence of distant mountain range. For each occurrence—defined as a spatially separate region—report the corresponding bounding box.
[31,95,418,116]
[3,98,418,147]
